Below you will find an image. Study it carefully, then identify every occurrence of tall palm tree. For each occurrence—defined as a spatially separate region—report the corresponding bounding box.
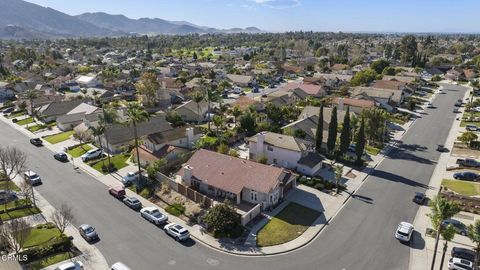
[428,196,460,270]
[89,125,105,166]
[99,105,118,168]
[439,224,456,270]
[231,106,242,127]
[24,89,39,127]
[190,91,205,125]
[125,102,150,192]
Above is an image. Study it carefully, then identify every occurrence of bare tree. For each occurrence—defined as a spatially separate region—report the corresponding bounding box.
[50,203,74,235]
[0,147,27,213]
[73,129,93,151]
[18,179,36,208]
[0,218,31,254]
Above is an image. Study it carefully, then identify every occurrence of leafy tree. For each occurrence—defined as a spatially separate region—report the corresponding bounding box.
[431,75,442,82]
[239,111,257,136]
[370,59,390,74]
[459,131,478,147]
[327,106,338,154]
[339,106,351,156]
[23,89,39,118]
[439,224,456,270]
[231,106,242,127]
[315,105,324,153]
[350,69,377,86]
[165,111,185,127]
[361,108,388,145]
[400,35,418,66]
[203,201,241,237]
[382,66,396,75]
[135,72,159,107]
[355,118,366,164]
[467,219,480,259]
[334,165,343,194]
[428,196,460,270]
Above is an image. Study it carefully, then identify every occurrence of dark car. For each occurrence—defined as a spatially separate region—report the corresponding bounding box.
[53,152,69,162]
[123,196,142,210]
[2,107,14,114]
[436,144,448,152]
[452,247,477,263]
[413,192,426,204]
[30,138,43,146]
[453,172,479,181]
[442,219,468,236]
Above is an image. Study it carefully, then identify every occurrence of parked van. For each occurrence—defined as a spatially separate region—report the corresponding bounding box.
[110,262,131,270]
[108,186,126,199]
[23,170,42,185]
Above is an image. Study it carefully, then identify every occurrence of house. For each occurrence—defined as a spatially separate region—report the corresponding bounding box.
[177,149,297,209]
[56,103,100,131]
[174,100,209,123]
[371,80,415,98]
[422,68,443,80]
[280,82,327,97]
[248,132,324,176]
[226,74,254,87]
[351,87,403,111]
[445,68,464,81]
[330,97,375,114]
[229,96,264,112]
[37,99,84,123]
[65,88,114,101]
[75,75,99,88]
[0,81,14,100]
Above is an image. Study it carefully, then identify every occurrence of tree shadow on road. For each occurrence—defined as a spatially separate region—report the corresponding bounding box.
[371,170,430,189]
[386,146,436,165]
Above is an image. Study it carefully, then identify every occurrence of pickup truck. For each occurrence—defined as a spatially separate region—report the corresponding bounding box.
[456,158,480,168]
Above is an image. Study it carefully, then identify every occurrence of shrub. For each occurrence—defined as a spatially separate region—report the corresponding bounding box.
[19,237,72,263]
[314,183,324,190]
[139,187,153,199]
[165,203,185,216]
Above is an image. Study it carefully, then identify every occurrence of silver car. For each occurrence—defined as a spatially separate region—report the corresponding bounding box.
[140,207,168,225]
[79,224,98,242]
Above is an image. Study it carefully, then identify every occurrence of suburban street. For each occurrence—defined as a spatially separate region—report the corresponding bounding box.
[0,83,468,270]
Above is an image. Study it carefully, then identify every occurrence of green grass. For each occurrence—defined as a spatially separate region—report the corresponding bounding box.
[22,224,62,249]
[366,145,381,156]
[43,131,74,144]
[389,117,407,125]
[16,117,34,126]
[67,144,92,158]
[460,121,479,127]
[29,252,75,270]
[7,111,25,119]
[91,153,131,174]
[257,203,321,247]
[442,179,480,196]
[27,124,47,132]
[0,206,41,221]
[165,203,185,216]
[0,180,20,191]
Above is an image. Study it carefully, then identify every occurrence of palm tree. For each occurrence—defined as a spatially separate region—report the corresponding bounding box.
[89,125,105,166]
[190,91,205,125]
[428,196,460,270]
[125,102,150,193]
[439,224,456,270]
[212,115,225,136]
[23,89,39,126]
[468,220,480,259]
[231,106,242,127]
[99,105,118,168]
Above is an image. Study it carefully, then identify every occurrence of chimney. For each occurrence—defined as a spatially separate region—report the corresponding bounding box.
[186,127,194,148]
[182,165,193,186]
[256,132,265,155]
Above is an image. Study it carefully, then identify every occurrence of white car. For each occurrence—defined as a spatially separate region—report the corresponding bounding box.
[23,170,42,185]
[427,102,434,108]
[164,223,190,241]
[395,222,414,242]
[55,261,84,270]
[122,171,139,185]
[140,207,168,225]
[110,262,131,270]
[81,148,102,162]
[448,257,474,270]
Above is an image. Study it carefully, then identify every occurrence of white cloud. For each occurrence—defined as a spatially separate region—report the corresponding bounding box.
[249,0,300,9]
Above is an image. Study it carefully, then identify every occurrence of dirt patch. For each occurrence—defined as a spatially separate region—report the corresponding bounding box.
[452,142,480,158]
[154,183,205,217]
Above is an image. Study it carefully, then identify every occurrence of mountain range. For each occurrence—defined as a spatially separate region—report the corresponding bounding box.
[0,0,263,39]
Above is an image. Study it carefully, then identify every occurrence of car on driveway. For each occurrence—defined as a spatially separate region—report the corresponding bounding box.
[451,247,477,263]
[108,186,126,199]
[164,223,190,241]
[395,222,414,242]
[81,148,102,162]
[54,261,84,270]
[140,207,168,225]
[453,171,479,181]
[78,224,98,242]
[23,170,42,185]
[54,151,69,162]
[448,257,474,270]
[123,196,142,210]
[29,138,43,146]
[442,219,468,236]
[413,192,426,204]
[122,171,140,186]
[466,124,478,131]
[456,158,480,168]
[437,144,448,152]
[2,107,14,114]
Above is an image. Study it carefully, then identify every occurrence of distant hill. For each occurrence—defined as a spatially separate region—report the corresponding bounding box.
[0,0,263,39]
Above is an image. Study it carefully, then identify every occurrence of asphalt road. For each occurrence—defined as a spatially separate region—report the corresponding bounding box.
[0,83,467,270]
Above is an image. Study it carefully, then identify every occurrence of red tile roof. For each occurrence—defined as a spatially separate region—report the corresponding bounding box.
[281,82,324,96]
[371,80,405,90]
[331,97,375,108]
[178,149,289,194]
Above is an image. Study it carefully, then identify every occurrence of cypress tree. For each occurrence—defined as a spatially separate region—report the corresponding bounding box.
[339,106,351,156]
[327,106,338,154]
[315,105,324,153]
[356,117,366,164]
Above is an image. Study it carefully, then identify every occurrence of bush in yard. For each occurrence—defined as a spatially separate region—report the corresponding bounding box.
[203,201,241,238]
[166,203,185,216]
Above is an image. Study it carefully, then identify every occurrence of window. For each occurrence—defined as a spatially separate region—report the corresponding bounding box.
[267,146,274,151]
[273,158,277,164]
[250,191,257,201]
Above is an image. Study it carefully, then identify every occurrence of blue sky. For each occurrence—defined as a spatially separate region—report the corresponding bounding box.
[25,0,480,33]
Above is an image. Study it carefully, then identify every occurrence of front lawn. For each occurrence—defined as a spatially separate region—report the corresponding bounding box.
[67,144,92,158]
[7,111,25,119]
[442,179,480,196]
[91,153,131,174]
[43,131,74,144]
[257,203,321,247]
[366,145,381,156]
[22,223,62,249]
[0,180,20,191]
[16,117,34,126]
[27,122,55,132]
[460,121,479,127]
[28,252,75,270]
[0,206,41,221]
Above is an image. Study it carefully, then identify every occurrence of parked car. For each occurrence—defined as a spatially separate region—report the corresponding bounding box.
[453,171,479,181]
[437,144,448,152]
[0,190,17,204]
[455,100,463,107]
[453,108,460,113]
[140,207,168,225]
[451,247,477,263]
[442,219,468,236]
[23,170,42,185]
[110,262,131,270]
[466,124,478,131]
[54,261,84,270]
[164,223,190,241]
[122,171,141,186]
[81,148,102,162]
[413,192,426,204]
[456,158,480,168]
[427,102,434,108]
[78,224,98,242]
[54,151,69,162]
[29,138,43,146]
[2,107,14,114]
[108,186,126,199]
[123,196,142,210]
[395,222,414,242]
[448,257,474,270]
